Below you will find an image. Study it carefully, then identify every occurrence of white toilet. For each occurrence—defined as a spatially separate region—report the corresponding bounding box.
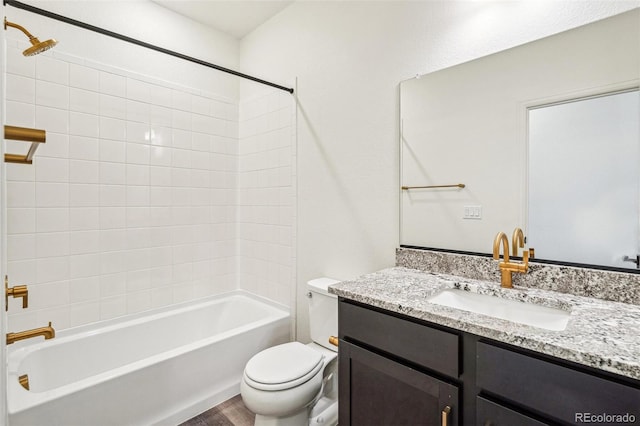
[241,277,339,426]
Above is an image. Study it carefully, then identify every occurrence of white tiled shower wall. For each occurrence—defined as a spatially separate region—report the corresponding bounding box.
[238,89,296,306]
[4,39,295,331]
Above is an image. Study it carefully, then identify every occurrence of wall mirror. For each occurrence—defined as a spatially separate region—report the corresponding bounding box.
[528,89,639,268]
[400,9,640,270]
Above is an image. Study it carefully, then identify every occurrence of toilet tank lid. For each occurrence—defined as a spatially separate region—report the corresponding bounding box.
[307,277,340,296]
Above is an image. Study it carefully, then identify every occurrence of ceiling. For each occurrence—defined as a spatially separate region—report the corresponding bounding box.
[152,0,294,39]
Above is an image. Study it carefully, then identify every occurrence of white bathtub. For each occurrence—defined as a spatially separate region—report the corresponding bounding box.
[7,290,290,426]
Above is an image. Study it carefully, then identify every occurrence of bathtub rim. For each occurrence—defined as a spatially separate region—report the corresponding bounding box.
[9,289,288,346]
[8,290,291,415]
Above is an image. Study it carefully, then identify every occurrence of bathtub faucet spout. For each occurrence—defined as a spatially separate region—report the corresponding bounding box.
[6,322,55,345]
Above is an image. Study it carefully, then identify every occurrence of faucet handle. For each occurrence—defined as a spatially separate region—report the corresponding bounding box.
[5,276,29,311]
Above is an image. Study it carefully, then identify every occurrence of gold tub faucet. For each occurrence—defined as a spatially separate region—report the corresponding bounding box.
[493,232,529,288]
[6,322,55,345]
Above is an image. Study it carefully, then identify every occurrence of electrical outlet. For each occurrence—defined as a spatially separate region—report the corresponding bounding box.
[463,205,482,219]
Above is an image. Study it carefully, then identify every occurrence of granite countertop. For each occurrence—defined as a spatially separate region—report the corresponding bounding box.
[329,267,640,381]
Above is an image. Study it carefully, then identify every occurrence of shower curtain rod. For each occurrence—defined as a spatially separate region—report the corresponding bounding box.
[3,0,294,94]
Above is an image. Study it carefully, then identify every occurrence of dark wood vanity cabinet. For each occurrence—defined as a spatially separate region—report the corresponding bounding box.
[477,342,640,425]
[338,298,640,426]
[338,300,460,425]
[340,341,459,425]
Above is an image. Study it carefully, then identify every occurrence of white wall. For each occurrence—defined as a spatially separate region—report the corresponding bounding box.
[237,86,296,308]
[240,0,639,341]
[20,0,240,99]
[4,1,242,331]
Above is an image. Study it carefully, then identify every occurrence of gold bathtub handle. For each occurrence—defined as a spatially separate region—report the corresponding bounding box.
[328,336,339,347]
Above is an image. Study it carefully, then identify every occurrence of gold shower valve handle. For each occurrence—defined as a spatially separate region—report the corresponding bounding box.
[11,286,28,309]
[5,276,29,311]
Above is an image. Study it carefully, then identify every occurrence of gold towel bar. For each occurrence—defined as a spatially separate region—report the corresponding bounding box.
[4,125,46,164]
[401,183,465,190]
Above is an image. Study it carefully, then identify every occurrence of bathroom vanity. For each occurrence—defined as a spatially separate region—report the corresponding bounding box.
[331,262,640,426]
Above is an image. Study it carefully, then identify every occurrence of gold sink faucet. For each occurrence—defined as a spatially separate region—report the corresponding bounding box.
[512,227,525,257]
[493,231,529,288]
[6,322,55,345]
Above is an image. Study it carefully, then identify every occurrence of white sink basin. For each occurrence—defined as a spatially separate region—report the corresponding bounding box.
[427,289,571,331]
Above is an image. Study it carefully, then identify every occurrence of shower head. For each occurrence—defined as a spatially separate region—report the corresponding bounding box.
[4,17,58,56]
[23,37,57,56]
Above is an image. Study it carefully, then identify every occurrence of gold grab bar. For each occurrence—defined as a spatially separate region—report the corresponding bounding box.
[401,183,465,190]
[4,125,46,164]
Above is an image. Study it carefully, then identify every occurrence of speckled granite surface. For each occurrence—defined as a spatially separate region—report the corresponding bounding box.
[396,248,640,305]
[329,267,640,381]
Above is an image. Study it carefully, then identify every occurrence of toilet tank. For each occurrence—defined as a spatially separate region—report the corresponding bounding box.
[307,277,339,351]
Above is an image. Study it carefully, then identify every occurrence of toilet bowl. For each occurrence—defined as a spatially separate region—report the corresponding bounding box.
[241,278,339,426]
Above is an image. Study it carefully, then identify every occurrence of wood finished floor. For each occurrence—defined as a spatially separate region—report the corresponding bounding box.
[180,395,255,426]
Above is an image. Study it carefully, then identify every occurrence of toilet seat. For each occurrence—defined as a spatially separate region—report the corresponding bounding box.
[244,342,324,391]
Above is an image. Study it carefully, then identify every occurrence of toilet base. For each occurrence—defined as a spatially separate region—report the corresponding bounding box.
[254,407,309,426]
[253,397,338,426]
[309,397,338,426]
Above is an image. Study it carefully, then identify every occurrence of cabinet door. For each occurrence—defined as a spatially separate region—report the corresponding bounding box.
[339,340,459,426]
